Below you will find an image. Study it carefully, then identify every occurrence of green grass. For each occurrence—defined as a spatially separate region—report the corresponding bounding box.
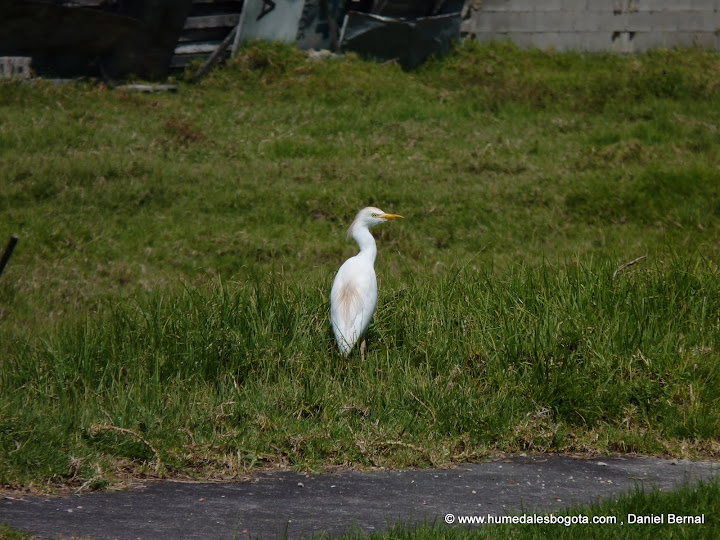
[1,41,719,490]
[0,524,32,540]
[327,479,720,539]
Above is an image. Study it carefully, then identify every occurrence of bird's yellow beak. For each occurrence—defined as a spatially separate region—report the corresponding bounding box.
[380,213,403,220]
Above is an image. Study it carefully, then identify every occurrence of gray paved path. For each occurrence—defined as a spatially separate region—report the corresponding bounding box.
[2,455,718,539]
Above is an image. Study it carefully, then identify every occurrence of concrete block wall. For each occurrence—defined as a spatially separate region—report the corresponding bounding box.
[462,0,720,52]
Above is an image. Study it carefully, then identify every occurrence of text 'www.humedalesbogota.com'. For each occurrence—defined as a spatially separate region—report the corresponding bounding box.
[445,513,615,526]
[444,513,706,526]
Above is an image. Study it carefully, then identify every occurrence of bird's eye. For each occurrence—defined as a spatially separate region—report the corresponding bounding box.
[371,213,380,218]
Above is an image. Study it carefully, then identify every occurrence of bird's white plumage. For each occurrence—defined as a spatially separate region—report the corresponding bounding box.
[330,207,402,356]
[330,251,378,356]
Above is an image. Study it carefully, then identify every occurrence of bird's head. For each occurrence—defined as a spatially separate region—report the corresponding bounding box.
[347,207,403,237]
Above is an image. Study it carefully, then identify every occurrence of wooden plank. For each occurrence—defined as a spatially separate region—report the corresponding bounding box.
[183,14,240,29]
[174,42,223,54]
[192,0,243,4]
[177,28,231,43]
[117,84,179,93]
[191,25,237,80]
[170,54,202,68]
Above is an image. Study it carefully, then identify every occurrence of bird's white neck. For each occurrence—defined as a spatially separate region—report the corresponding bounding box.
[352,226,377,262]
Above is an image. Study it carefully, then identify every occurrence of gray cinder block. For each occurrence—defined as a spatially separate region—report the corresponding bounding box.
[0,57,32,79]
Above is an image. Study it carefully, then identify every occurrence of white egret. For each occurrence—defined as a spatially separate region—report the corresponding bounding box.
[330,207,403,358]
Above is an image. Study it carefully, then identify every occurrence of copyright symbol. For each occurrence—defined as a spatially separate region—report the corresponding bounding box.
[444,513,455,524]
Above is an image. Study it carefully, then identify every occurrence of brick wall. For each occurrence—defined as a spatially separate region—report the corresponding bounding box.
[462,1,720,52]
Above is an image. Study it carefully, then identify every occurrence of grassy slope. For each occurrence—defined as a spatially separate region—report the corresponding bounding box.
[0,42,719,491]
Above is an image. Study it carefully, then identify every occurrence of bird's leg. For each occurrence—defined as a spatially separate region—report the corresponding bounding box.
[360,338,366,362]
